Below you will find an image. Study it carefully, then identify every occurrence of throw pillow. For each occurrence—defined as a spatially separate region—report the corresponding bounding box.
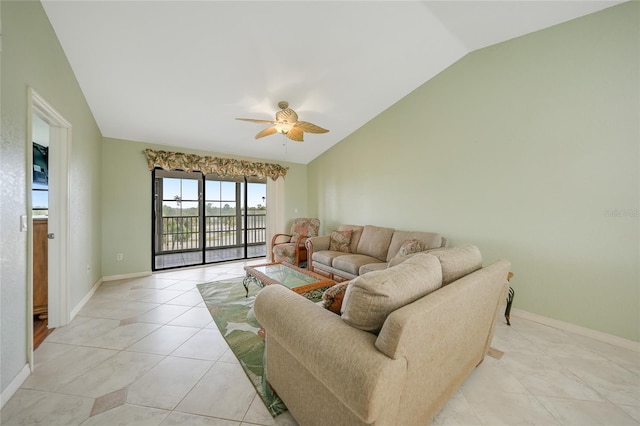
[329,230,353,253]
[395,239,423,258]
[321,281,350,315]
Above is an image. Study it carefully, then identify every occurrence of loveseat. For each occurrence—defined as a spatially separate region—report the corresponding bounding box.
[254,244,511,426]
[306,224,448,282]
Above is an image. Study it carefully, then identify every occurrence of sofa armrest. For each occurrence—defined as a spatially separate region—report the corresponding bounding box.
[305,235,330,271]
[377,259,510,361]
[254,285,406,423]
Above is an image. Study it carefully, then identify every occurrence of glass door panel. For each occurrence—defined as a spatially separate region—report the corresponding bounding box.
[154,171,203,269]
[205,178,240,258]
[246,180,267,258]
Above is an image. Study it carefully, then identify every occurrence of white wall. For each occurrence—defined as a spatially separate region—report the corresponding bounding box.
[308,3,639,341]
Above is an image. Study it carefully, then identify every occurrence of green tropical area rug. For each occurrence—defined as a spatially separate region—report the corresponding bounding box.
[197,277,301,417]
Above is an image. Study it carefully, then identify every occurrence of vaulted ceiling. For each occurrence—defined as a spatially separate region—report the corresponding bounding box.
[41,1,623,164]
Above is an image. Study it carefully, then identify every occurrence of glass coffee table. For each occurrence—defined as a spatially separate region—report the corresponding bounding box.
[243,262,336,298]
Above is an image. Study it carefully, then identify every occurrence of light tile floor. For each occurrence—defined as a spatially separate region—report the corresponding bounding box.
[2,259,639,425]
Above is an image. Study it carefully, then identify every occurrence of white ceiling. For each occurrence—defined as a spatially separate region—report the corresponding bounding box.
[41,1,623,164]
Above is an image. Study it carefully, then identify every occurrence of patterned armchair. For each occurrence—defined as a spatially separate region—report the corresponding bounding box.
[271,218,320,267]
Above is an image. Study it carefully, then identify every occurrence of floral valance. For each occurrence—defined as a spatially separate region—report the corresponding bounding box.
[143,149,288,180]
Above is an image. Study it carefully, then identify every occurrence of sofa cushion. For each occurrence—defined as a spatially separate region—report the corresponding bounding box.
[386,231,442,261]
[329,230,353,253]
[321,281,350,314]
[341,252,443,333]
[338,224,364,254]
[332,254,384,276]
[312,250,345,268]
[272,242,297,264]
[359,262,388,275]
[356,225,395,261]
[430,244,483,285]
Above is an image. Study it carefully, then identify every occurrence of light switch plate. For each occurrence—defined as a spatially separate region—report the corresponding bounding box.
[20,215,28,232]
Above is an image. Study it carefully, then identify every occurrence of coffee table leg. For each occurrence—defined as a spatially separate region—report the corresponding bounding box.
[243,275,265,297]
[243,276,251,297]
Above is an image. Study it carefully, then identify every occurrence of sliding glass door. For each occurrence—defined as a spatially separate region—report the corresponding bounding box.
[153,169,266,270]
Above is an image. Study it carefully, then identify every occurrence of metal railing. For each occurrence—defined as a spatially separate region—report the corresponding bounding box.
[159,213,266,253]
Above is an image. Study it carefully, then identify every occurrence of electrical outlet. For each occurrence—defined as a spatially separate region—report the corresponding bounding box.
[116,253,123,261]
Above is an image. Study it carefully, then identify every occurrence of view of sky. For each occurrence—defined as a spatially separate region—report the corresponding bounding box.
[162,178,266,208]
[32,177,267,212]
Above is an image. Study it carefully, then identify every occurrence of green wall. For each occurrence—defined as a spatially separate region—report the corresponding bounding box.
[0,0,103,394]
[101,138,308,277]
[308,3,639,341]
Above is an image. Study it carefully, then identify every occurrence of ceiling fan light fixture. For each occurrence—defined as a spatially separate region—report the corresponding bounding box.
[236,100,329,142]
[274,122,293,134]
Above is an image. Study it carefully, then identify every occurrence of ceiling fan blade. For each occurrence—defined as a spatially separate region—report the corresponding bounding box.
[295,121,329,134]
[286,127,304,142]
[236,118,276,125]
[255,127,278,139]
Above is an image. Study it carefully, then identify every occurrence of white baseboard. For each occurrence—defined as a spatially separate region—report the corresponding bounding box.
[102,271,152,282]
[512,308,639,352]
[70,277,103,321]
[1,363,30,409]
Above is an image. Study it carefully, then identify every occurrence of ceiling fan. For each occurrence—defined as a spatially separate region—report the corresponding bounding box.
[236,101,329,142]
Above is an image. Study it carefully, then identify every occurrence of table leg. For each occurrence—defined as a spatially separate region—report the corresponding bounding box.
[243,275,251,298]
[243,274,264,297]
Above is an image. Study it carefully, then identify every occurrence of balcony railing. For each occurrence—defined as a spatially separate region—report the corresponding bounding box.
[159,213,266,253]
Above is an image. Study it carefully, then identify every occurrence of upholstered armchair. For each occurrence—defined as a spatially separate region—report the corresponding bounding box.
[271,218,320,267]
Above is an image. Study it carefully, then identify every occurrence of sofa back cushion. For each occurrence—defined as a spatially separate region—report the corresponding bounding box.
[341,252,443,333]
[430,244,483,285]
[356,225,395,261]
[386,231,443,261]
[338,224,364,254]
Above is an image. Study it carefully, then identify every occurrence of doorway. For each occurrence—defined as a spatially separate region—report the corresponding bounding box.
[28,89,71,364]
[152,169,267,270]
[31,114,52,349]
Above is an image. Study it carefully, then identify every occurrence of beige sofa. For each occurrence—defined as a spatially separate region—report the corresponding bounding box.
[254,245,510,426]
[306,224,448,282]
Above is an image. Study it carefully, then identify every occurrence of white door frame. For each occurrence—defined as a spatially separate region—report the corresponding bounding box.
[27,89,71,367]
